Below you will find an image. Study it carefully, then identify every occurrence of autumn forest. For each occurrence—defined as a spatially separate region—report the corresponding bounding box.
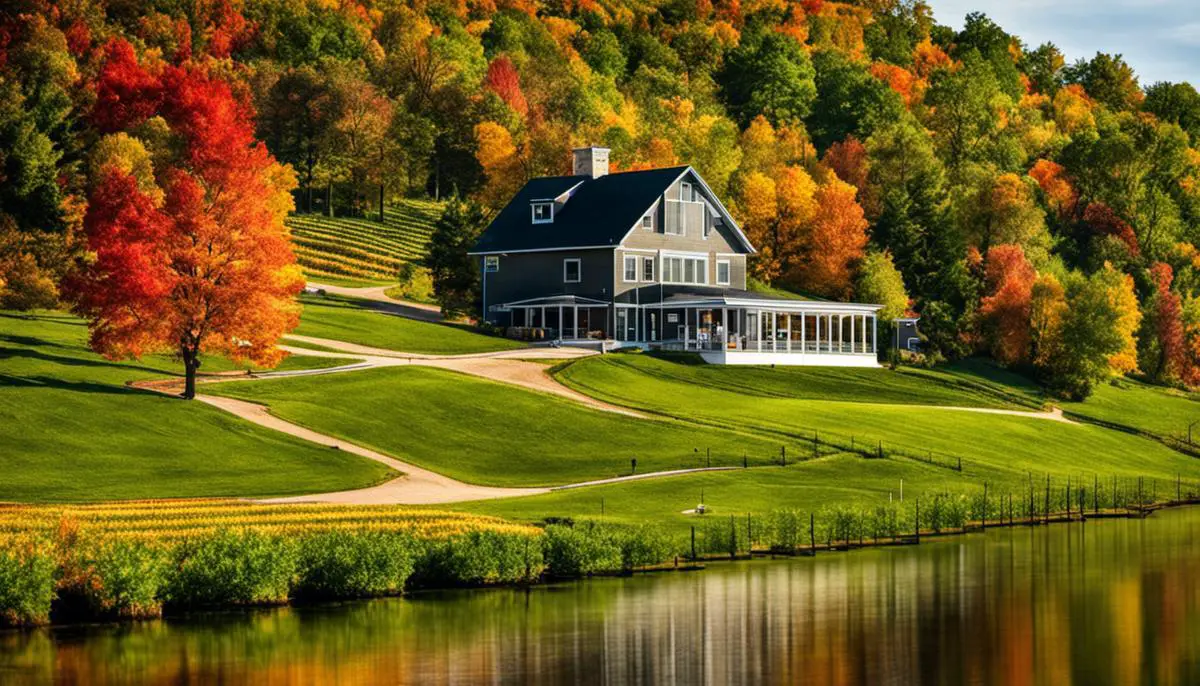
[3,0,1200,398]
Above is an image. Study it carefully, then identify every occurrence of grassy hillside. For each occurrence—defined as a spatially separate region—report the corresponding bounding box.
[287,200,442,284]
[294,293,525,354]
[205,366,791,486]
[0,312,394,502]
[440,353,1199,530]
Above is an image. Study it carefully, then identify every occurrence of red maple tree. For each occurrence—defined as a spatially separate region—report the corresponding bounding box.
[69,40,303,399]
[979,244,1036,365]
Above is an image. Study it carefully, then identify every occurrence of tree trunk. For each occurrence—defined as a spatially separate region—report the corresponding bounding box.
[327,182,334,218]
[181,351,199,400]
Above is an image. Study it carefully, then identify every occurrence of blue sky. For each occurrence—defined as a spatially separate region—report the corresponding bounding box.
[927,0,1199,85]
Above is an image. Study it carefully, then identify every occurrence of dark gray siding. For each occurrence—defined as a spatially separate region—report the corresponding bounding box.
[481,248,615,315]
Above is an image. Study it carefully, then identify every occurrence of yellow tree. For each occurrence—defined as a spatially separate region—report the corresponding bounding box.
[787,178,868,299]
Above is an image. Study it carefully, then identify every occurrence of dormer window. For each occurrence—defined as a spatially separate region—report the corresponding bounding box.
[531,202,554,224]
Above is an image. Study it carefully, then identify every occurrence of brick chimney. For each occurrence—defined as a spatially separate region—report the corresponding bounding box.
[572,146,610,179]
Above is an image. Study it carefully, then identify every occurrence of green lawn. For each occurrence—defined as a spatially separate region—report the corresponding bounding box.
[0,311,395,501]
[1061,377,1200,440]
[205,366,790,486]
[294,294,525,355]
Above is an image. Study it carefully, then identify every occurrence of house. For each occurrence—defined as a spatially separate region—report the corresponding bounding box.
[469,147,884,366]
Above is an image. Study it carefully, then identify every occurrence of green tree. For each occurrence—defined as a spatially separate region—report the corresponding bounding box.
[1063,52,1142,112]
[427,198,488,318]
[1041,269,1130,399]
[1021,43,1065,96]
[719,30,816,127]
[806,48,904,152]
[1143,81,1200,143]
[256,65,344,213]
[856,250,910,321]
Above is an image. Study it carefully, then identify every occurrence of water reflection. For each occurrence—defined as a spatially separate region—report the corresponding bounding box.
[2,508,1198,685]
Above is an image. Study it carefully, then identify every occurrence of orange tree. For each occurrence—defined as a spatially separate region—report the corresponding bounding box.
[66,40,302,399]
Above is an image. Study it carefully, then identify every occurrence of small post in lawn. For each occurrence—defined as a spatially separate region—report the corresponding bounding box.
[957,456,962,472]
[631,457,637,475]
[743,452,747,468]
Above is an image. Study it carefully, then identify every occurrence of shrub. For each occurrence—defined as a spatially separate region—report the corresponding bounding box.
[295,530,417,599]
[699,516,744,555]
[58,538,169,620]
[165,529,297,608]
[416,530,544,586]
[767,509,806,552]
[867,503,902,541]
[618,524,677,571]
[0,540,56,627]
[820,505,865,546]
[543,522,621,577]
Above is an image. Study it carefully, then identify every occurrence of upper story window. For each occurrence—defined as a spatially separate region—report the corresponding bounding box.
[623,256,638,282]
[641,213,653,230]
[716,259,730,285]
[531,202,554,224]
[680,182,695,202]
[563,258,581,283]
[484,255,500,273]
[662,255,707,286]
[642,256,655,282]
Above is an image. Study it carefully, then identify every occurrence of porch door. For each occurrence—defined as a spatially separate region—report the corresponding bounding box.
[615,309,629,342]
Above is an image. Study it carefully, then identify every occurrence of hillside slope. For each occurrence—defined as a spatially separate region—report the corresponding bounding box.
[287,200,443,283]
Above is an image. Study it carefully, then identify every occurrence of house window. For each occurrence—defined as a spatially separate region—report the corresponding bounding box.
[642,256,655,282]
[641,213,653,230]
[662,255,707,285]
[531,202,553,224]
[484,255,499,273]
[680,182,693,202]
[623,256,638,282]
[563,258,581,283]
[716,260,730,285]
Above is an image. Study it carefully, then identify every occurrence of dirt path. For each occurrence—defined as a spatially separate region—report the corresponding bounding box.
[923,404,1074,423]
[308,282,443,322]
[281,335,643,418]
[197,395,546,505]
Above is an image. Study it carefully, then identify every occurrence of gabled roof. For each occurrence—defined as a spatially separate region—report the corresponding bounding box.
[470,166,753,254]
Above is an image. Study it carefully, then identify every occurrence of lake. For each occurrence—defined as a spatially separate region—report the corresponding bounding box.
[2,507,1198,685]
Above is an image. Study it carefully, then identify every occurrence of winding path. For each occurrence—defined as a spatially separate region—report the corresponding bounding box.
[307,282,443,322]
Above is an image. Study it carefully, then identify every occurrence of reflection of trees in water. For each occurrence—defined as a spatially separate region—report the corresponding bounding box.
[5,509,1199,685]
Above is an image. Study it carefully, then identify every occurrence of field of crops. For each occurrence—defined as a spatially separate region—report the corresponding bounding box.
[0,499,533,543]
[287,200,443,283]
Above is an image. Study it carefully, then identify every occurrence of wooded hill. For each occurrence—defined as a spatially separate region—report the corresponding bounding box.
[3,0,1200,397]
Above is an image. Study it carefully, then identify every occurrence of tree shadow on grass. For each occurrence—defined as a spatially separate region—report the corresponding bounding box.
[0,312,85,327]
[0,346,178,379]
[0,373,158,397]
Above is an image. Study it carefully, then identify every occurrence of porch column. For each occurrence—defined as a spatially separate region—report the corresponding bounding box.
[825,315,832,352]
[872,315,878,354]
[861,315,867,353]
[573,305,579,339]
[800,312,806,353]
[722,308,728,349]
[814,314,820,353]
[785,313,792,352]
[757,311,763,352]
[558,306,563,340]
[849,314,855,353]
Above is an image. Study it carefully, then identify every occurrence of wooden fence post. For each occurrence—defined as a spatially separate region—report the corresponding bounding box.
[809,512,816,555]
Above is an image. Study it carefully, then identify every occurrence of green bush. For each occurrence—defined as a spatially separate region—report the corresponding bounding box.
[820,505,865,546]
[619,524,677,570]
[166,529,297,608]
[295,530,417,599]
[416,530,544,586]
[542,522,622,577]
[59,538,169,620]
[543,522,676,577]
[866,503,903,541]
[0,541,56,627]
[699,516,744,555]
[767,509,807,552]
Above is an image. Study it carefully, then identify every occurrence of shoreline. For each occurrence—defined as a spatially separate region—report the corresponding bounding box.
[4,498,1197,632]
